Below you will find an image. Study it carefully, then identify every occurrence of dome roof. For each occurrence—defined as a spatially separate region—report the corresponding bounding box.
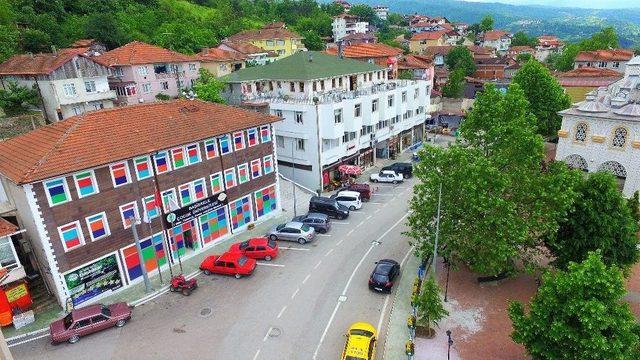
[577,100,609,113]
[627,56,640,66]
[613,102,640,117]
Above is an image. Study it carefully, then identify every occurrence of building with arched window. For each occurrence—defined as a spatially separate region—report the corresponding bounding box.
[556,55,640,196]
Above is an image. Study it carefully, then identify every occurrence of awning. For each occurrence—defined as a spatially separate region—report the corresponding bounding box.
[338,164,362,175]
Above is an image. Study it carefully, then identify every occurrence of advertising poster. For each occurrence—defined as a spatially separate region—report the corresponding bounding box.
[64,254,123,307]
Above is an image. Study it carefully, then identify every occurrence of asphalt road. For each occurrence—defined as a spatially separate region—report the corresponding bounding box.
[12,177,417,360]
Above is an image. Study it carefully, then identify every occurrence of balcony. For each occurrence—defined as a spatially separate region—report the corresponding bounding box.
[58,89,117,105]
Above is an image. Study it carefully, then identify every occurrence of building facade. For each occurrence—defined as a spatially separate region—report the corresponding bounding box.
[0,47,116,122]
[556,56,640,197]
[480,30,512,53]
[223,52,431,191]
[199,48,246,78]
[574,49,634,73]
[332,14,370,42]
[373,6,389,20]
[226,26,305,60]
[0,100,281,307]
[409,31,450,54]
[535,35,564,62]
[218,42,274,67]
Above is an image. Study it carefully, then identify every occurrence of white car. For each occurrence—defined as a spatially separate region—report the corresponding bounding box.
[331,190,362,210]
[370,170,403,184]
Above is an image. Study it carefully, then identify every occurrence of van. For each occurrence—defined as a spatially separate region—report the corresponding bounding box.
[309,196,350,219]
[332,190,362,210]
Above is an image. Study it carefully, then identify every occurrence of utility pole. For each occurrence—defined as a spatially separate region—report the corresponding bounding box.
[0,328,13,360]
[432,183,442,279]
[130,216,153,293]
[291,138,297,216]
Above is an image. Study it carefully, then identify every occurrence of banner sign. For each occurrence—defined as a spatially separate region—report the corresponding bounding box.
[166,192,228,226]
[64,254,123,307]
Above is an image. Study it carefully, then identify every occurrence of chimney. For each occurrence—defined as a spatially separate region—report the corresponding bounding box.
[51,45,57,55]
[338,41,344,59]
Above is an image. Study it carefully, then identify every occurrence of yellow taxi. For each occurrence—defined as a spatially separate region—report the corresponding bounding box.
[341,322,378,360]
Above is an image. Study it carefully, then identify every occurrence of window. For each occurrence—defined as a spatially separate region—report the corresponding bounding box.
[185,143,201,165]
[277,40,285,46]
[414,88,419,99]
[161,81,169,90]
[368,73,373,81]
[72,106,82,115]
[266,40,275,46]
[133,156,153,181]
[237,163,250,184]
[192,178,207,201]
[260,125,271,143]
[153,151,172,174]
[354,104,362,117]
[113,67,123,76]
[321,80,325,91]
[296,139,305,151]
[142,83,152,93]
[119,201,139,229]
[109,162,131,188]
[204,139,218,159]
[176,80,183,88]
[219,134,232,155]
[276,135,285,148]
[138,66,148,76]
[161,188,178,212]
[84,81,96,93]
[313,82,317,91]
[178,183,192,207]
[290,82,295,92]
[295,111,303,124]
[402,91,407,102]
[58,221,85,252]
[613,62,620,68]
[334,109,343,124]
[188,63,196,71]
[574,122,588,142]
[233,131,246,151]
[274,109,283,117]
[299,82,304,92]
[250,159,262,179]
[171,147,187,169]
[612,127,628,148]
[339,77,343,87]
[342,132,357,142]
[210,172,224,194]
[224,168,237,189]
[388,95,394,107]
[372,99,379,112]
[85,212,110,241]
[263,155,274,174]
[332,78,336,88]
[63,83,76,97]
[73,170,99,198]
[142,195,159,220]
[247,128,259,147]
[360,125,373,136]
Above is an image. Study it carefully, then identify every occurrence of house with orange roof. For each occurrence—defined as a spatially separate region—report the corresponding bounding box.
[574,49,634,73]
[225,25,305,60]
[507,46,535,58]
[479,30,512,53]
[326,43,403,74]
[217,41,274,66]
[535,35,564,62]
[409,30,450,53]
[93,41,201,105]
[0,47,116,122]
[0,99,282,307]
[555,67,624,102]
[397,55,435,83]
[198,48,246,77]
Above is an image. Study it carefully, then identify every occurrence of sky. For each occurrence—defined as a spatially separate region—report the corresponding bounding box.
[461,0,640,9]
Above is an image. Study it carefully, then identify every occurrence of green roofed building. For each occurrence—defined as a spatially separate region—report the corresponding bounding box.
[222,51,432,192]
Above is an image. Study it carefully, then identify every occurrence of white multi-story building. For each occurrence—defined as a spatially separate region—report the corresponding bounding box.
[480,30,512,53]
[223,51,431,191]
[0,47,115,122]
[374,6,389,20]
[556,56,640,197]
[332,14,369,42]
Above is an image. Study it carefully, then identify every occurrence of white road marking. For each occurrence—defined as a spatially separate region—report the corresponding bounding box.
[336,238,344,246]
[351,211,368,215]
[8,333,50,348]
[366,215,373,220]
[376,295,391,335]
[277,305,287,319]
[317,234,332,237]
[257,262,285,267]
[347,229,354,236]
[291,288,300,299]
[263,327,273,342]
[369,202,384,205]
[325,248,334,257]
[314,260,322,269]
[356,221,365,228]
[303,274,312,284]
[400,246,414,268]
[332,221,350,225]
[279,246,310,251]
[253,349,261,360]
[373,194,394,196]
[312,301,343,360]
[374,208,381,214]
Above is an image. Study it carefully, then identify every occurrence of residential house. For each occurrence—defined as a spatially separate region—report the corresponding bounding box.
[555,67,623,103]
[479,30,512,53]
[373,6,389,20]
[409,31,450,54]
[507,46,535,58]
[574,49,634,73]
[0,47,116,122]
[0,100,281,307]
[93,41,200,105]
[263,22,286,30]
[333,0,351,12]
[422,45,495,67]
[341,33,377,46]
[0,218,21,270]
[198,48,246,78]
[535,35,564,62]
[69,39,107,56]
[452,23,468,34]
[222,51,431,191]
[226,26,305,60]
[474,57,510,80]
[218,41,274,66]
[325,43,403,77]
[556,56,640,196]
[332,14,369,42]
[397,55,435,83]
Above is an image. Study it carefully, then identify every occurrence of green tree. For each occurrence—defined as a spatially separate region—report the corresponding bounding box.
[300,30,324,51]
[413,276,448,334]
[444,45,476,76]
[193,68,226,104]
[347,4,377,25]
[547,172,639,270]
[628,191,640,222]
[398,70,414,80]
[511,31,538,47]
[442,69,465,98]
[153,22,217,54]
[85,12,128,50]
[509,252,640,360]
[480,15,494,32]
[0,82,41,116]
[320,2,344,17]
[516,53,532,63]
[387,13,407,27]
[0,24,19,62]
[22,28,52,53]
[511,59,571,138]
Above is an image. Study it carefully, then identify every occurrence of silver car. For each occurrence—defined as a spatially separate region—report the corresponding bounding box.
[266,222,316,244]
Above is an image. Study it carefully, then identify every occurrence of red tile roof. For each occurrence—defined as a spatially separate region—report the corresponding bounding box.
[509,46,535,54]
[263,22,286,29]
[93,41,198,66]
[326,43,403,58]
[0,100,280,184]
[575,49,634,62]
[199,48,246,62]
[537,35,563,47]
[397,55,433,70]
[226,28,303,42]
[0,47,90,76]
[556,67,623,87]
[221,41,268,56]
[482,30,510,41]
[70,39,97,48]
[411,30,449,41]
[0,218,18,238]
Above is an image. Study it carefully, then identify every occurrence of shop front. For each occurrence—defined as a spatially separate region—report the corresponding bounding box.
[400,129,413,151]
[358,148,375,169]
[63,253,124,307]
[322,153,359,190]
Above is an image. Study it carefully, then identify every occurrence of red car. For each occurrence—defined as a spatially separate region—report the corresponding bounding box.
[228,237,279,261]
[200,251,257,278]
[343,183,371,201]
[50,302,132,344]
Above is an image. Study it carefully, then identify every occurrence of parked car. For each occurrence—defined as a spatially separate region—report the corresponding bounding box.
[368,259,400,293]
[342,183,372,201]
[341,322,378,360]
[370,170,403,184]
[200,251,257,278]
[291,213,331,233]
[309,196,350,219]
[331,190,362,210]
[266,221,316,244]
[382,162,413,179]
[50,303,132,344]
[228,237,279,261]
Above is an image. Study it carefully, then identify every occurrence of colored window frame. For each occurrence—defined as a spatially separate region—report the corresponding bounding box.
[153,151,172,174]
[133,156,153,181]
[250,159,262,179]
[109,161,131,188]
[142,195,160,220]
[85,212,110,241]
[43,177,72,207]
[186,143,201,165]
[171,147,187,169]
[161,188,178,212]
[73,170,99,198]
[224,168,237,189]
[204,138,218,159]
[210,172,224,194]
[58,221,85,252]
[237,163,250,184]
[219,134,232,155]
[192,178,207,201]
[260,125,271,143]
[178,183,192,207]
[247,128,259,147]
[233,131,246,151]
[263,155,274,174]
[119,201,139,229]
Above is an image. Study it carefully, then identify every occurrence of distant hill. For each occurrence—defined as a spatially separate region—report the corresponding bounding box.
[355,0,640,47]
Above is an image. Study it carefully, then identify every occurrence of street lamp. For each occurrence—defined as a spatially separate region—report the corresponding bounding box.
[446,330,453,360]
[444,256,451,302]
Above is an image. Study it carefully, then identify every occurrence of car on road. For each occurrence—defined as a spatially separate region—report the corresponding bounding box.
[291,213,331,233]
[228,237,279,261]
[266,221,316,244]
[369,259,400,293]
[200,251,257,278]
[309,196,350,219]
[370,170,403,184]
[341,322,378,360]
[331,190,362,210]
[340,183,372,201]
[382,162,413,179]
[50,303,132,344]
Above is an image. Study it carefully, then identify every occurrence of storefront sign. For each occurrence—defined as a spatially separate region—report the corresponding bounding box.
[167,192,228,226]
[64,254,123,307]
[6,283,27,303]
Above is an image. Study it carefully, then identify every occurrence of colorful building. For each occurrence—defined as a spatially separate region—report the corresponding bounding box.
[574,49,634,73]
[198,48,247,78]
[409,31,450,54]
[556,67,623,103]
[225,25,305,60]
[0,100,281,307]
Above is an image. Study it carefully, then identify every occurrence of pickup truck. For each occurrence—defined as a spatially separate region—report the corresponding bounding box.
[370,170,403,184]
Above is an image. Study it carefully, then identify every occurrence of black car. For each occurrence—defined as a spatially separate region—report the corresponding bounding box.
[381,162,413,179]
[368,259,400,293]
[309,196,350,220]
